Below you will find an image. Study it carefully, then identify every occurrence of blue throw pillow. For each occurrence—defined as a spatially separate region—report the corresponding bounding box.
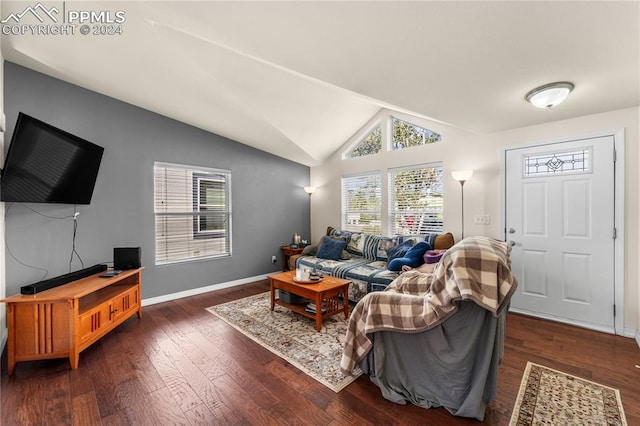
[316,236,348,261]
[387,241,432,271]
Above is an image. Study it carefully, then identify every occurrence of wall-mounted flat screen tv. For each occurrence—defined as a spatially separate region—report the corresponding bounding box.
[1,112,104,204]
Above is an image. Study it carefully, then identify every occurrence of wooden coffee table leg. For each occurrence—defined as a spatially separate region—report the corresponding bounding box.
[270,279,275,311]
[315,293,323,332]
[343,284,350,319]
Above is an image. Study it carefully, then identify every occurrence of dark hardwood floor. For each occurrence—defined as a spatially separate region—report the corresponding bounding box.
[2,279,639,425]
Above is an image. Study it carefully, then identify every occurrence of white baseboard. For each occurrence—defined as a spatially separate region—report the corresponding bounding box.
[509,307,617,335]
[511,307,640,342]
[141,274,268,307]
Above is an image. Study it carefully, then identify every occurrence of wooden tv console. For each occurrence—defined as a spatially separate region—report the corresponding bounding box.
[1,268,142,375]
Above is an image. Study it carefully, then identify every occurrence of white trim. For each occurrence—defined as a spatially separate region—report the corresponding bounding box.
[154,161,230,175]
[340,172,382,232]
[512,310,637,341]
[510,307,616,334]
[142,274,268,307]
[153,161,233,266]
[387,162,444,235]
[341,115,383,159]
[612,128,625,336]
[388,116,442,152]
[501,129,625,335]
[338,108,455,160]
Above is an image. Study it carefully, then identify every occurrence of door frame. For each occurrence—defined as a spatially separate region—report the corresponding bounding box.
[500,129,625,335]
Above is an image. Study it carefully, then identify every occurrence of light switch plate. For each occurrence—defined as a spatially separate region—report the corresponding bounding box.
[474,215,490,225]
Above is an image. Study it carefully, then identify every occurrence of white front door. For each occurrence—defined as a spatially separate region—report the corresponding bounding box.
[505,136,616,332]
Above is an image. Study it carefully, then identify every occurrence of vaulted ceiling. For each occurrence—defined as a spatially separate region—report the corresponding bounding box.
[2,1,639,166]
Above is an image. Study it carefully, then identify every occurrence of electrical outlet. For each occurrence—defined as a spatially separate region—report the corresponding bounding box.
[271,255,277,264]
[474,215,490,225]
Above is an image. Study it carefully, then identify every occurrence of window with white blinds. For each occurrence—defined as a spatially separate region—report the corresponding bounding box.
[388,163,444,235]
[341,173,382,235]
[154,162,232,265]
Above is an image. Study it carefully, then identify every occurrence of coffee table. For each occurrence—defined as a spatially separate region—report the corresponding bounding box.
[269,270,350,332]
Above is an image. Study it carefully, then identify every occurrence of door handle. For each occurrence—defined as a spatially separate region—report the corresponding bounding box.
[508,228,516,234]
[508,240,516,246]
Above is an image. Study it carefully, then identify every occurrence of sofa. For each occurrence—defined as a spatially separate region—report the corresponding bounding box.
[293,226,455,302]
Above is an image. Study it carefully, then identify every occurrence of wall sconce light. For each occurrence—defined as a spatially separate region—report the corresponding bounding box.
[304,186,316,197]
[451,170,473,240]
[525,82,574,109]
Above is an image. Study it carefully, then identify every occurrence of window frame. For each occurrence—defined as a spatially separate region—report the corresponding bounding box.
[388,163,444,236]
[342,121,382,159]
[341,172,382,235]
[192,173,229,240]
[154,162,232,266]
[390,116,442,151]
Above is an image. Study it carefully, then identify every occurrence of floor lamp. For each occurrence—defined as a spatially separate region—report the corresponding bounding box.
[451,170,473,240]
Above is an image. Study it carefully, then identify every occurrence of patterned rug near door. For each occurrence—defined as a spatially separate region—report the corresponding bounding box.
[510,362,627,425]
[206,292,362,393]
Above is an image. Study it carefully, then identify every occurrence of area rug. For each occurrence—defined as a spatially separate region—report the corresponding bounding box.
[510,362,627,425]
[206,292,361,392]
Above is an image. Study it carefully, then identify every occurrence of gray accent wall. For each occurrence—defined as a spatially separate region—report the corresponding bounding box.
[3,62,310,299]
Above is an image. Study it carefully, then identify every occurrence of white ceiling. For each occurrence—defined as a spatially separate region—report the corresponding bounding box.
[2,1,639,166]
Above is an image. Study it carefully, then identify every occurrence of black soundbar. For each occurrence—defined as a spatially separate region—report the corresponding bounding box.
[20,264,108,295]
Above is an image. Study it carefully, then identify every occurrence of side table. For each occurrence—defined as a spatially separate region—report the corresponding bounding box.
[281,245,303,271]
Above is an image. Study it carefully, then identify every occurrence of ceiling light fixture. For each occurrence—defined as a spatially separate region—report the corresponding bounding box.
[525,82,574,109]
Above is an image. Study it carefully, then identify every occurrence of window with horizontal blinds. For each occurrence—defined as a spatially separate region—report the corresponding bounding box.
[154,162,231,265]
[388,163,443,235]
[341,173,382,235]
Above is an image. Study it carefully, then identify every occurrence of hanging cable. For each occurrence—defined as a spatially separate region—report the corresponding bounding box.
[4,203,49,280]
[5,239,49,281]
[19,203,76,220]
[69,206,85,272]
[5,203,86,277]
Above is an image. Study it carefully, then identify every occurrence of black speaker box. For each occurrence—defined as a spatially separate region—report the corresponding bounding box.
[114,247,141,270]
[20,264,108,295]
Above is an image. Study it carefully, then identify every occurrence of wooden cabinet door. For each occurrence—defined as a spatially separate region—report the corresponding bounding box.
[111,286,139,323]
[78,302,113,344]
[12,302,71,358]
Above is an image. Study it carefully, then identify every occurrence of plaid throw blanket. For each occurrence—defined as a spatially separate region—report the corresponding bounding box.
[340,236,518,374]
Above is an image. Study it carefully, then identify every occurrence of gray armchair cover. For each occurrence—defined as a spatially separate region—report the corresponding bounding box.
[358,300,506,421]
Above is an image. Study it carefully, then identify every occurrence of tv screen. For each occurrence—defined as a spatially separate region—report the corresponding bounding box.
[1,113,104,204]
